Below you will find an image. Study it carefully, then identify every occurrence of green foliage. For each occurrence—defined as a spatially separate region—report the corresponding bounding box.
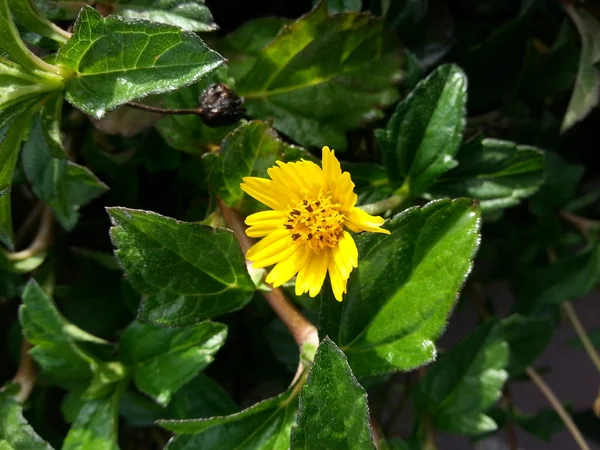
[1,1,598,448]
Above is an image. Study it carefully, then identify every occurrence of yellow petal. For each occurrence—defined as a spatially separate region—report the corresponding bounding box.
[322,146,342,189]
[246,229,289,260]
[266,246,311,287]
[334,172,357,210]
[333,231,358,279]
[241,177,289,210]
[308,251,329,297]
[245,210,286,238]
[345,207,390,234]
[275,160,324,194]
[328,256,347,302]
[251,243,297,269]
[266,165,305,200]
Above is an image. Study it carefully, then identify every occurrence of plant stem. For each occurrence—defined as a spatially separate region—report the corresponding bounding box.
[6,206,54,261]
[125,102,204,116]
[217,198,319,351]
[501,386,518,450]
[12,340,35,403]
[562,302,600,373]
[560,210,600,241]
[359,193,405,216]
[526,367,591,450]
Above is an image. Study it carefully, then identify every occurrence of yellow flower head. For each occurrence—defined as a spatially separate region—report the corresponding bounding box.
[241,146,390,301]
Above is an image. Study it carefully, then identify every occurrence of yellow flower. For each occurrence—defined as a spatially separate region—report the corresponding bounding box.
[240,146,390,301]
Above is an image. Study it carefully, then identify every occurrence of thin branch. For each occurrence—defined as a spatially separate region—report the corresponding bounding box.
[359,194,406,216]
[5,206,54,261]
[15,201,43,247]
[501,386,518,450]
[419,367,437,450]
[560,210,600,241]
[217,198,319,350]
[562,302,600,373]
[526,367,591,450]
[12,340,35,403]
[125,102,204,116]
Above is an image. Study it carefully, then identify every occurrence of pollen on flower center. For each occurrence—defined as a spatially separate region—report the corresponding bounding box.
[284,192,345,253]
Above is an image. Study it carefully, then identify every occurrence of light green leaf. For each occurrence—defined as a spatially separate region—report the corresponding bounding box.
[291,337,375,450]
[515,244,600,314]
[237,4,402,149]
[501,314,553,375]
[414,320,509,435]
[152,67,236,154]
[62,390,123,450]
[22,113,108,230]
[0,390,53,450]
[8,0,70,43]
[116,0,217,32]
[219,17,289,80]
[375,64,467,196]
[204,121,300,209]
[1,112,35,250]
[120,320,227,406]
[19,280,113,390]
[430,138,544,213]
[562,6,600,132]
[34,0,92,21]
[313,0,361,14]
[320,199,481,378]
[160,381,301,450]
[57,6,225,118]
[108,207,255,326]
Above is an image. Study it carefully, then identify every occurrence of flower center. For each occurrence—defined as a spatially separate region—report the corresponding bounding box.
[285,192,345,253]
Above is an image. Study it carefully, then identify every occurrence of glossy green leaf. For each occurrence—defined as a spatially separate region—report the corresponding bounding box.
[152,68,237,154]
[237,4,402,149]
[62,390,123,450]
[22,114,108,230]
[34,0,91,20]
[204,121,292,208]
[313,0,361,13]
[430,138,544,213]
[116,0,217,32]
[0,112,35,250]
[375,64,467,196]
[562,6,600,132]
[108,207,255,326]
[291,337,375,450]
[161,382,300,450]
[120,320,227,405]
[120,373,237,427]
[515,244,600,314]
[57,6,225,118]
[320,199,481,378]
[0,57,62,112]
[501,314,553,375]
[0,390,53,450]
[8,0,70,43]
[414,320,508,435]
[219,17,288,80]
[19,280,112,390]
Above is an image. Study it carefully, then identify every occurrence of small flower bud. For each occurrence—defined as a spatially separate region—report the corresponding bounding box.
[198,83,245,127]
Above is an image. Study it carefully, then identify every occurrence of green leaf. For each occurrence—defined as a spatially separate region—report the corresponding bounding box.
[430,138,544,213]
[108,207,255,326]
[375,64,467,196]
[19,280,112,390]
[313,0,361,14]
[204,121,293,209]
[501,314,553,375]
[237,4,402,149]
[1,112,35,250]
[0,390,53,450]
[120,320,227,406]
[0,57,62,112]
[152,67,236,154]
[57,6,225,119]
[8,0,70,43]
[291,337,375,450]
[62,389,123,450]
[160,381,300,450]
[514,245,600,314]
[219,17,289,80]
[22,114,108,230]
[319,198,481,378]
[115,0,217,32]
[562,6,600,132]
[120,373,237,427]
[414,320,508,436]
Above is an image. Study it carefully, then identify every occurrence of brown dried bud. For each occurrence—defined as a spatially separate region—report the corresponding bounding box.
[198,83,245,127]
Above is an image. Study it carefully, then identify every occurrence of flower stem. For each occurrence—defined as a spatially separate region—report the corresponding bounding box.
[359,194,405,216]
[217,198,319,352]
[5,206,54,261]
[12,340,35,403]
[526,367,591,450]
[562,302,600,373]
